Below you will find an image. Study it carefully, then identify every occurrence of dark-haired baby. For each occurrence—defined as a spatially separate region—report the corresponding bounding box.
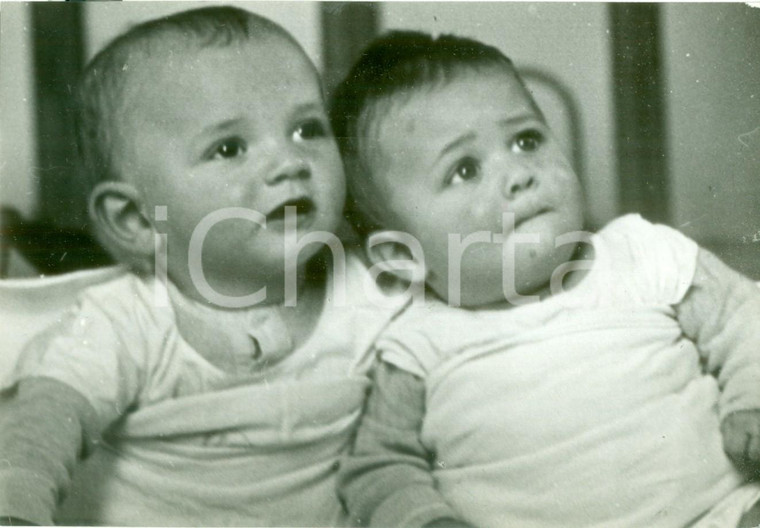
[332,31,760,528]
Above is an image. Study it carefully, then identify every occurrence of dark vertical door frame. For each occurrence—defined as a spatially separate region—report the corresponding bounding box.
[31,3,86,228]
[321,2,379,96]
[610,3,670,224]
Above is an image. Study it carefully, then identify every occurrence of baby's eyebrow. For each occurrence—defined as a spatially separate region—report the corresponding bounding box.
[497,114,538,129]
[290,101,326,117]
[190,118,247,155]
[436,113,539,161]
[439,131,477,160]
[199,117,246,136]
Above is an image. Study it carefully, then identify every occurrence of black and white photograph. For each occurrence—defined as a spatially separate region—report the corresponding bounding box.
[1,2,759,526]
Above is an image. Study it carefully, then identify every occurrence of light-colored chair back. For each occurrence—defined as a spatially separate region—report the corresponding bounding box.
[0,266,124,385]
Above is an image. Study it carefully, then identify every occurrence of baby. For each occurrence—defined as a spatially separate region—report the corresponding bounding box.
[330,31,760,528]
[0,7,401,526]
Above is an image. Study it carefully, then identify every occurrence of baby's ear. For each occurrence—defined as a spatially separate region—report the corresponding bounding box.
[88,181,154,265]
[366,230,427,285]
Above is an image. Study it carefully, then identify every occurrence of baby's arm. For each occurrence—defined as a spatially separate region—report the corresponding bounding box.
[675,248,760,478]
[0,377,99,525]
[339,361,472,528]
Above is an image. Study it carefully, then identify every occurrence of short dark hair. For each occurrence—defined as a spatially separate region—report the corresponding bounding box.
[329,30,520,240]
[75,6,298,189]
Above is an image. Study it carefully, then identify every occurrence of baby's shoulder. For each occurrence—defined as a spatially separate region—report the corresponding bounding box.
[376,299,518,378]
[594,214,699,304]
[80,272,159,315]
[378,299,477,351]
[597,213,695,255]
[60,271,176,346]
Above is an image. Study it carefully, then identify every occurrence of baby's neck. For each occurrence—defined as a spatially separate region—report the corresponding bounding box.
[169,267,298,308]
[563,241,595,288]
[458,241,596,312]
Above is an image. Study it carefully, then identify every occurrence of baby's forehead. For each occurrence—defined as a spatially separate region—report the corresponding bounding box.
[115,33,310,122]
[106,33,308,167]
[126,31,299,78]
[365,68,530,143]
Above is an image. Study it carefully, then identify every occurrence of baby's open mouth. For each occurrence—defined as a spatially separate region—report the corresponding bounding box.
[265,197,316,223]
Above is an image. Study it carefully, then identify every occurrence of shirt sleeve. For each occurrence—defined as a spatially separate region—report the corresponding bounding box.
[9,291,144,430]
[338,361,458,527]
[675,247,760,420]
[0,377,99,526]
[0,286,145,524]
[603,215,699,305]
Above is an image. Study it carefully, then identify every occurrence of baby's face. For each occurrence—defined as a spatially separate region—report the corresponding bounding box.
[116,36,345,295]
[367,68,584,306]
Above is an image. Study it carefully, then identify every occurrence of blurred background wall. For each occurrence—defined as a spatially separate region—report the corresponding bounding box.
[661,4,760,271]
[1,2,758,278]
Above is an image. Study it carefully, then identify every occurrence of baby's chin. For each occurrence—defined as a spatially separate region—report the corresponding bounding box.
[431,246,575,308]
[427,268,534,309]
[443,280,549,309]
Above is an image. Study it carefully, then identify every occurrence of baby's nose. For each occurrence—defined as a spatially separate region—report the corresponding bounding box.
[503,170,537,200]
[265,156,311,185]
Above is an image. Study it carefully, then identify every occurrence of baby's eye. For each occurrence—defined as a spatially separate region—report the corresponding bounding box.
[293,119,328,142]
[447,157,480,186]
[511,129,544,153]
[210,138,247,160]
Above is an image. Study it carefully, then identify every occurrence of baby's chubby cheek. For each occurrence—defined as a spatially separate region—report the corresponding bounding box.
[469,200,490,220]
[466,201,503,233]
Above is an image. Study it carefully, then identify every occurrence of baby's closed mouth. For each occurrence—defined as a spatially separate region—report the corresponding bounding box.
[265,197,316,226]
[514,207,552,229]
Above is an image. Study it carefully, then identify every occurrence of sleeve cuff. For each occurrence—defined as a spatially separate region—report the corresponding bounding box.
[719,364,760,421]
[0,468,56,526]
[371,484,458,528]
